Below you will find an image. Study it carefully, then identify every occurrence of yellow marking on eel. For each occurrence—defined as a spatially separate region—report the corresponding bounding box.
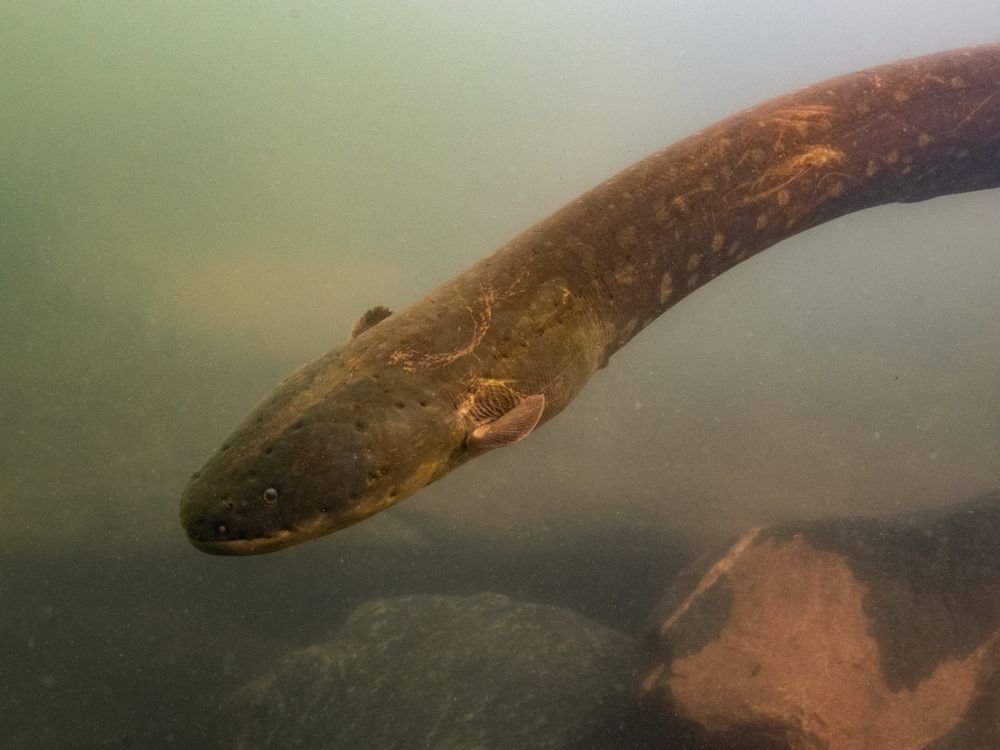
[737,144,847,206]
[390,273,528,372]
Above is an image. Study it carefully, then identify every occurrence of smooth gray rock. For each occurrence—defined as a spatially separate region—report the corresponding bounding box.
[234,593,640,750]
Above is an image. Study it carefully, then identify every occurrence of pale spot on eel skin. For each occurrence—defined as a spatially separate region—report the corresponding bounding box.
[686,253,702,272]
[755,213,769,230]
[866,160,879,177]
[616,225,639,250]
[887,149,900,164]
[711,232,725,252]
[658,272,674,304]
[918,132,932,148]
[776,188,790,207]
[652,197,670,223]
[618,318,639,344]
[614,265,638,286]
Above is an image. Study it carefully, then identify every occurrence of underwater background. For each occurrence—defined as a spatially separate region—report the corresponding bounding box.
[2,2,999,747]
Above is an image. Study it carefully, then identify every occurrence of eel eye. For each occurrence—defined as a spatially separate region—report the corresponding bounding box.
[262,487,279,505]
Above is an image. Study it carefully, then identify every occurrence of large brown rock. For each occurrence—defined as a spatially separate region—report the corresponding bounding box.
[639,491,1000,749]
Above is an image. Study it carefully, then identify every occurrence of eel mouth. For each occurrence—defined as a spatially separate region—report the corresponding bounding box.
[185,530,297,556]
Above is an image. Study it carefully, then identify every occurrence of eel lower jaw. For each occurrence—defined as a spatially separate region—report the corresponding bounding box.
[186,530,297,556]
[183,495,406,555]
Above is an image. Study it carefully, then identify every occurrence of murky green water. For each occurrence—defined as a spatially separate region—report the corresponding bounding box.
[3,3,999,747]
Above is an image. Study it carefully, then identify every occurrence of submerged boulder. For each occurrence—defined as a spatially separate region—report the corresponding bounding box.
[639,491,1000,749]
[234,592,642,750]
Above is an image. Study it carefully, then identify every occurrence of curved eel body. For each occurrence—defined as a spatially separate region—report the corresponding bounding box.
[181,45,1000,554]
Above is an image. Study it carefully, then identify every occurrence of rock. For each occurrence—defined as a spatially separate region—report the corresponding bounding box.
[638,490,1000,750]
[234,592,643,750]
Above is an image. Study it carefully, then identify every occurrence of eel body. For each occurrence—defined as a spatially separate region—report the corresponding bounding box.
[181,45,1000,554]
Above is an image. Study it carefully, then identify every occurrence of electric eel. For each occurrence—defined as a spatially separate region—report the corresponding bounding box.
[181,44,1000,555]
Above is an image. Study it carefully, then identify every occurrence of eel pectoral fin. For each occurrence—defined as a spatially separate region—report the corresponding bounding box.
[350,305,393,338]
[466,394,546,450]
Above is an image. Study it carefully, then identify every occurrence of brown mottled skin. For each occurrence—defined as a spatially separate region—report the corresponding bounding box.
[181,45,1000,554]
